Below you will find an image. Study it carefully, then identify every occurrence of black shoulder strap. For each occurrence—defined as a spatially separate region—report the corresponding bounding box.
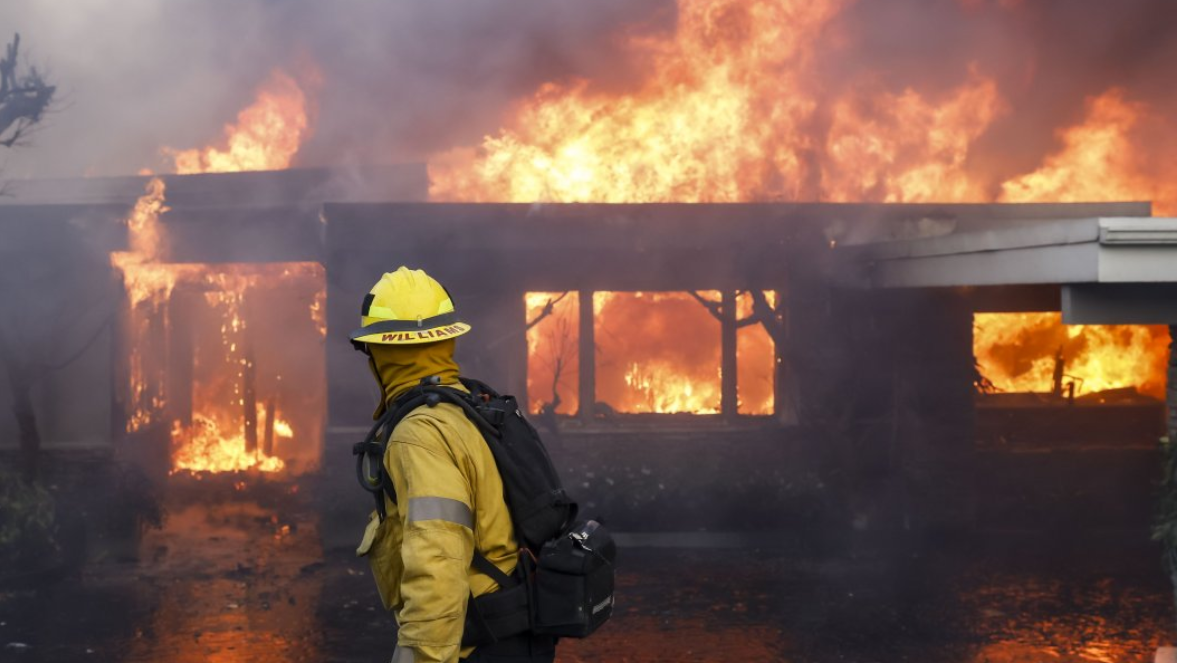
[353,388,432,520]
[471,551,517,588]
[459,376,501,400]
[423,385,502,440]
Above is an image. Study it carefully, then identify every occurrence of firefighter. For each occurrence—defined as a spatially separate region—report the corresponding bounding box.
[351,267,556,663]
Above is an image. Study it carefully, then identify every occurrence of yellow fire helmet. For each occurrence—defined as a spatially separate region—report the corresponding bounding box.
[349,267,472,347]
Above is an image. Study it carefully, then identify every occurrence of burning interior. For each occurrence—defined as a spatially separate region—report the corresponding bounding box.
[974,312,1170,402]
[111,179,326,477]
[525,290,777,417]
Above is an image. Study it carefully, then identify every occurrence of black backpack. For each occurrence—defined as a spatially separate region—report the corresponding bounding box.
[353,376,616,644]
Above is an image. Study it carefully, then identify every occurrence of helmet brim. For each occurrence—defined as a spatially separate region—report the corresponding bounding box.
[351,321,472,345]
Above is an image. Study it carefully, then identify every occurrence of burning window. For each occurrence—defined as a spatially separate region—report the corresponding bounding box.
[973,312,1170,400]
[596,291,723,414]
[525,290,778,417]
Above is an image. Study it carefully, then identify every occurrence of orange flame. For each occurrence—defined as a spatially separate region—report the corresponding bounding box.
[168,69,309,174]
[525,291,776,416]
[525,292,580,415]
[596,291,723,415]
[431,0,841,202]
[115,67,323,472]
[112,180,323,474]
[171,416,285,474]
[430,0,1006,204]
[974,313,1170,399]
[999,88,1177,215]
[823,72,1003,203]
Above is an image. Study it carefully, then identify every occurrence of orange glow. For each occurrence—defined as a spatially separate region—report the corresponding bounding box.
[111,180,325,474]
[526,291,778,416]
[735,291,776,415]
[171,416,284,474]
[168,69,309,174]
[430,0,1006,204]
[974,313,1169,399]
[273,418,295,439]
[999,89,1177,216]
[822,72,1003,203]
[310,289,327,339]
[596,292,722,415]
[525,292,579,415]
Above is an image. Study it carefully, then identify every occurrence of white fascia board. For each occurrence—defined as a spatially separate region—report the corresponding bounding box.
[1099,217,1177,245]
[1097,246,1177,282]
[1095,218,1177,282]
[863,217,1177,289]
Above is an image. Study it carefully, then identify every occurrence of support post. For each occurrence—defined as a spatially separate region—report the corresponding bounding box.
[1169,326,1177,459]
[262,396,276,457]
[773,285,797,425]
[721,290,738,419]
[243,347,257,455]
[167,287,194,431]
[578,290,595,422]
[243,293,258,455]
[1167,326,1177,638]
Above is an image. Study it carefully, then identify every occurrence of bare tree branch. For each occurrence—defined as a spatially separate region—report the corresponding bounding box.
[525,291,569,332]
[690,289,770,329]
[0,32,56,480]
[34,313,115,376]
[0,33,55,148]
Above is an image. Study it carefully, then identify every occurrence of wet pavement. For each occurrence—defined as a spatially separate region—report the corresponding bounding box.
[0,488,1172,663]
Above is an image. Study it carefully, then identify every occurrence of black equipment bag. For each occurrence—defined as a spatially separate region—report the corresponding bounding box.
[532,519,616,637]
[352,376,615,644]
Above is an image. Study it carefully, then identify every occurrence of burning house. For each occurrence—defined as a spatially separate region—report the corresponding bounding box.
[2,173,1173,539]
[4,0,1177,658]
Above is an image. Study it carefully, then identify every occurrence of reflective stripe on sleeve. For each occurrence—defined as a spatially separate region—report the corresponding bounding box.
[391,645,414,663]
[407,496,473,530]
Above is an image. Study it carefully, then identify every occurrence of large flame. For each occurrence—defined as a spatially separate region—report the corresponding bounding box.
[441,0,1173,407]
[167,69,309,174]
[430,0,1005,204]
[974,313,1169,399]
[113,68,324,472]
[112,179,324,474]
[999,89,1177,215]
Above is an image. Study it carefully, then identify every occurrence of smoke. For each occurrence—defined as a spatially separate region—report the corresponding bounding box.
[0,0,1175,188]
[828,0,1177,187]
[0,0,674,179]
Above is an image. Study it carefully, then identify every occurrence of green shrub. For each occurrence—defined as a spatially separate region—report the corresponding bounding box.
[0,468,58,568]
[1155,436,1177,575]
